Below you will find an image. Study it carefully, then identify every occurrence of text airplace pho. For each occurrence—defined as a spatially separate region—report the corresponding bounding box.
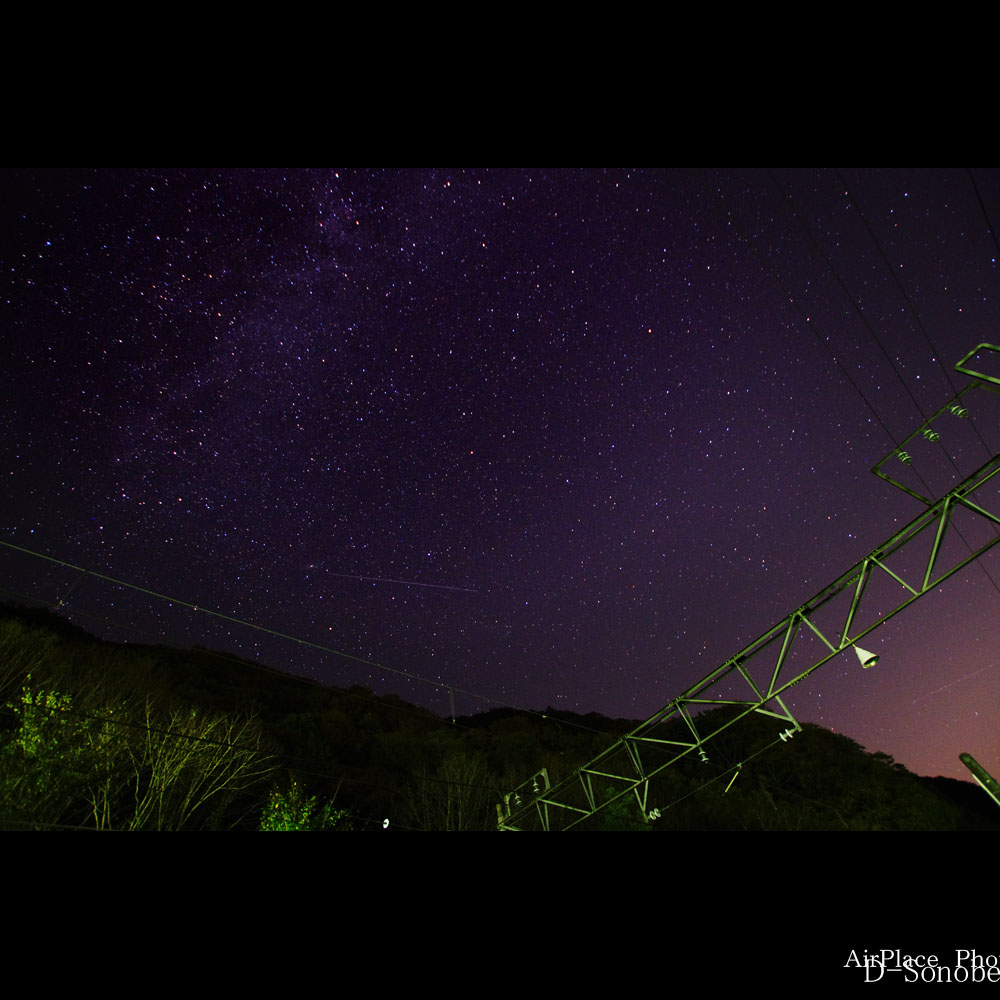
[845,950,1000,983]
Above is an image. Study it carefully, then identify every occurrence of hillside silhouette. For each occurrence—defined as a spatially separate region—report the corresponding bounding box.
[0,601,995,831]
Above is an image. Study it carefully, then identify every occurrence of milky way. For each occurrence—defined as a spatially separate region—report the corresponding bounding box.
[3,167,999,782]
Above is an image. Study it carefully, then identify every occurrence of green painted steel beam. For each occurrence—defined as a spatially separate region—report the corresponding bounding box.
[499,353,1000,831]
[872,345,1000,504]
[955,343,1000,387]
[959,753,1000,809]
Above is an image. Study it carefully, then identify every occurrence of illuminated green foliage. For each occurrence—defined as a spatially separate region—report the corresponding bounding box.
[259,779,346,831]
[13,682,75,758]
[0,676,123,828]
[0,672,275,830]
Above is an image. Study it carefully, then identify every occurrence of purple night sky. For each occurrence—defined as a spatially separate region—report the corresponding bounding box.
[2,167,998,784]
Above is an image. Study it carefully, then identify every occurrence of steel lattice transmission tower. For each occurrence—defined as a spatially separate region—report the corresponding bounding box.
[498,344,1000,831]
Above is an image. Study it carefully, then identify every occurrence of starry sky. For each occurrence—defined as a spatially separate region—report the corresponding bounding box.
[2,167,999,783]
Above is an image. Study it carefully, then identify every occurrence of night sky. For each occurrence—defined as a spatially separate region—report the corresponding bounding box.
[2,167,999,784]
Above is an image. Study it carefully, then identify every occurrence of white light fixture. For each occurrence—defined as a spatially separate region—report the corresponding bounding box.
[854,645,879,669]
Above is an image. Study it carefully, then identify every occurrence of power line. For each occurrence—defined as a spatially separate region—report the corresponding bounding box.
[0,541,619,741]
[834,166,996,460]
[966,167,1000,264]
[748,171,1000,607]
[0,585,481,747]
[700,170,901,450]
[766,169,929,430]
[825,169,1000,599]
[0,539,488,703]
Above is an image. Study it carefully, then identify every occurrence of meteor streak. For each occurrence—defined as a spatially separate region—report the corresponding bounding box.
[912,663,995,704]
[326,572,476,593]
